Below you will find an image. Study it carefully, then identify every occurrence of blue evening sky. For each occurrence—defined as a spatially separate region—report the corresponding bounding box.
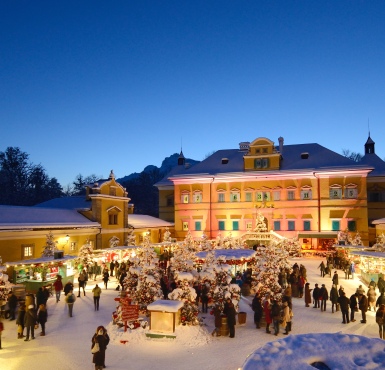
[1,1,385,187]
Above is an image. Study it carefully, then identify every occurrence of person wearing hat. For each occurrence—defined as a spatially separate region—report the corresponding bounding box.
[24,304,37,341]
[91,325,110,370]
[319,284,329,312]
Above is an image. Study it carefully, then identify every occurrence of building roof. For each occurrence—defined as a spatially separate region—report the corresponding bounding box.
[0,205,100,230]
[34,196,92,210]
[359,153,385,177]
[157,143,372,185]
[127,214,174,229]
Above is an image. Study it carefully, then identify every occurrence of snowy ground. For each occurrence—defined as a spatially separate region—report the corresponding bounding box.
[1,256,384,370]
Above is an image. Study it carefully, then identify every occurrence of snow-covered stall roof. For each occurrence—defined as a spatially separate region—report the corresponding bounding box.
[350,250,385,258]
[127,214,174,229]
[147,299,184,312]
[5,255,77,266]
[196,249,256,261]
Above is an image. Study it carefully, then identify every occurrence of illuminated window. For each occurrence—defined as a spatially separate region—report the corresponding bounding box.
[218,221,225,231]
[303,221,311,231]
[181,194,189,203]
[218,193,225,202]
[288,221,295,231]
[182,222,189,231]
[230,191,240,202]
[22,244,34,258]
[232,221,239,231]
[254,158,269,169]
[193,192,202,203]
[345,185,358,199]
[195,221,201,231]
[348,220,356,232]
[256,191,270,202]
[273,221,281,231]
[70,242,77,252]
[301,189,312,200]
[332,220,340,231]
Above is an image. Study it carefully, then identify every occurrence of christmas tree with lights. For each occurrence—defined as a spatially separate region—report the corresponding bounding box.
[125,227,136,246]
[171,231,200,276]
[41,231,58,257]
[77,239,94,267]
[280,236,301,257]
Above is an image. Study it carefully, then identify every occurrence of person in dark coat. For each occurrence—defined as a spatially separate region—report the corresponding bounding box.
[271,299,281,336]
[36,287,46,308]
[318,261,326,277]
[7,291,18,320]
[24,304,37,341]
[330,285,339,313]
[376,291,385,308]
[332,271,339,286]
[223,298,236,338]
[37,303,48,336]
[102,269,109,290]
[92,325,110,370]
[109,260,115,277]
[375,304,385,339]
[378,276,385,294]
[211,304,222,336]
[201,283,210,313]
[251,293,263,328]
[16,303,26,339]
[64,281,74,296]
[304,282,312,307]
[263,295,272,333]
[78,271,86,297]
[319,284,328,312]
[338,291,350,324]
[313,284,320,308]
[358,293,368,323]
[350,293,358,322]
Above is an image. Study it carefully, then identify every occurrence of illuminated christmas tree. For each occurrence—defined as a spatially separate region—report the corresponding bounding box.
[41,231,57,257]
[280,236,301,257]
[77,239,94,267]
[125,227,136,246]
[171,231,199,276]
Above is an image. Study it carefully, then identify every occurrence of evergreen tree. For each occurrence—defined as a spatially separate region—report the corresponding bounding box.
[41,231,57,257]
[125,227,136,246]
[77,239,94,267]
[170,231,199,277]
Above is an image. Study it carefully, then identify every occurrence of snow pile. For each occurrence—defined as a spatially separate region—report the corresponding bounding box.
[241,333,385,370]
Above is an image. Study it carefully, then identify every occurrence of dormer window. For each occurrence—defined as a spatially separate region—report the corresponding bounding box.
[254,158,269,169]
[300,186,312,200]
[230,189,240,202]
[193,191,202,203]
[181,191,190,204]
[329,184,342,199]
[345,184,358,199]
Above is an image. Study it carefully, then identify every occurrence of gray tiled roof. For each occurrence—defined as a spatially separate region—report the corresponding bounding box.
[34,196,91,210]
[359,153,385,177]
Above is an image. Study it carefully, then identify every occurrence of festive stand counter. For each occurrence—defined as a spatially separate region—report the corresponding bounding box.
[93,245,138,264]
[146,299,184,339]
[5,253,77,294]
[350,250,385,285]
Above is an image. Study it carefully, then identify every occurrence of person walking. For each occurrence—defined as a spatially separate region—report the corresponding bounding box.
[375,304,385,339]
[78,270,86,297]
[338,291,350,324]
[319,284,329,312]
[318,261,326,277]
[376,291,385,308]
[37,303,47,336]
[332,271,339,287]
[16,303,26,339]
[109,260,115,278]
[330,285,339,313]
[304,282,312,307]
[378,276,385,294]
[358,293,368,323]
[65,290,76,317]
[92,284,102,311]
[53,275,63,303]
[223,297,236,338]
[251,293,263,328]
[64,281,74,296]
[24,304,37,341]
[367,286,377,311]
[102,269,109,290]
[282,301,292,335]
[91,325,110,370]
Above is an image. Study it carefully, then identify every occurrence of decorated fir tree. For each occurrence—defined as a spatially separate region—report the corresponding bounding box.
[41,231,57,257]
[0,270,14,302]
[171,231,199,276]
[125,227,136,246]
[109,236,120,248]
[163,227,172,242]
[77,239,94,267]
[280,236,301,257]
[168,272,199,325]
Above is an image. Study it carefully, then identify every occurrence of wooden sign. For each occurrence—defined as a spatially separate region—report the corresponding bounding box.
[122,304,139,322]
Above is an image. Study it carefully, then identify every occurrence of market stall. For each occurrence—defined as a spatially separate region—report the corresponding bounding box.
[350,250,385,285]
[5,254,77,294]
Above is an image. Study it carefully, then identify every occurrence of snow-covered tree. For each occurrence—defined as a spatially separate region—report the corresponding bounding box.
[170,231,199,277]
[254,212,268,232]
[280,237,301,257]
[109,236,120,248]
[0,271,13,302]
[77,239,94,267]
[168,272,199,325]
[41,231,57,257]
[221,232,244,249]
[163,227,172,242]
[125,228,136,246]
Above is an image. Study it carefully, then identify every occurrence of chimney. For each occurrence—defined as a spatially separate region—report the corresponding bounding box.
[278,137,284,154]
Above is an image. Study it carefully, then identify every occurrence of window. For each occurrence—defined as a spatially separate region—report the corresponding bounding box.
[368,190,385,202]
[109,187,116,196]
[288,220,295,231]
[273,191,281,201]
[345,188,358,199]
[166,197,174,207]
[348,220,356,232]
[245,192,253,202]
[303,221,311,231]
[301,189,312,200]
[182,222,189,231]
[256,191,270,202]
[22,244,34,258]
[218,221,225,231]
[254,158,269,169]
[70,242,77,252]
[232,221,239,231]
[195,221,201,231]
[218,193,225,202]
[139,235,144,243]
[246,222,252,231]
[332,220,340,231]
[193,192,202,203]
[273,221,281,231]
[287,190,295,200]
[181,194,189,203]
[329,185,342,199]
[230,192,240,202]
[108,214,118,225]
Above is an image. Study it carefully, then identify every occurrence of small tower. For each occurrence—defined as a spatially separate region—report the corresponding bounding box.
[177,150,185,166]
[365,135,375,155]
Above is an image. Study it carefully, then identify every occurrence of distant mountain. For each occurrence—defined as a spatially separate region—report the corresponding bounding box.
[117,153,200,183]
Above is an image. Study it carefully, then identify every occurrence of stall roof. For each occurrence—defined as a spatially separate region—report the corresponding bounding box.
[350,251,385,258]
[147,299,184,312]
[196,249,256,260]
[298,232,338,239]
[5,255,78,266]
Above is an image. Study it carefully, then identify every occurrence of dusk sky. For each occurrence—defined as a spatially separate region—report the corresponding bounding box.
[1,1,385,187]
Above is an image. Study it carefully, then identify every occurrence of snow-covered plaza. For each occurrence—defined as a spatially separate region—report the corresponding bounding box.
[1,256,384,370]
